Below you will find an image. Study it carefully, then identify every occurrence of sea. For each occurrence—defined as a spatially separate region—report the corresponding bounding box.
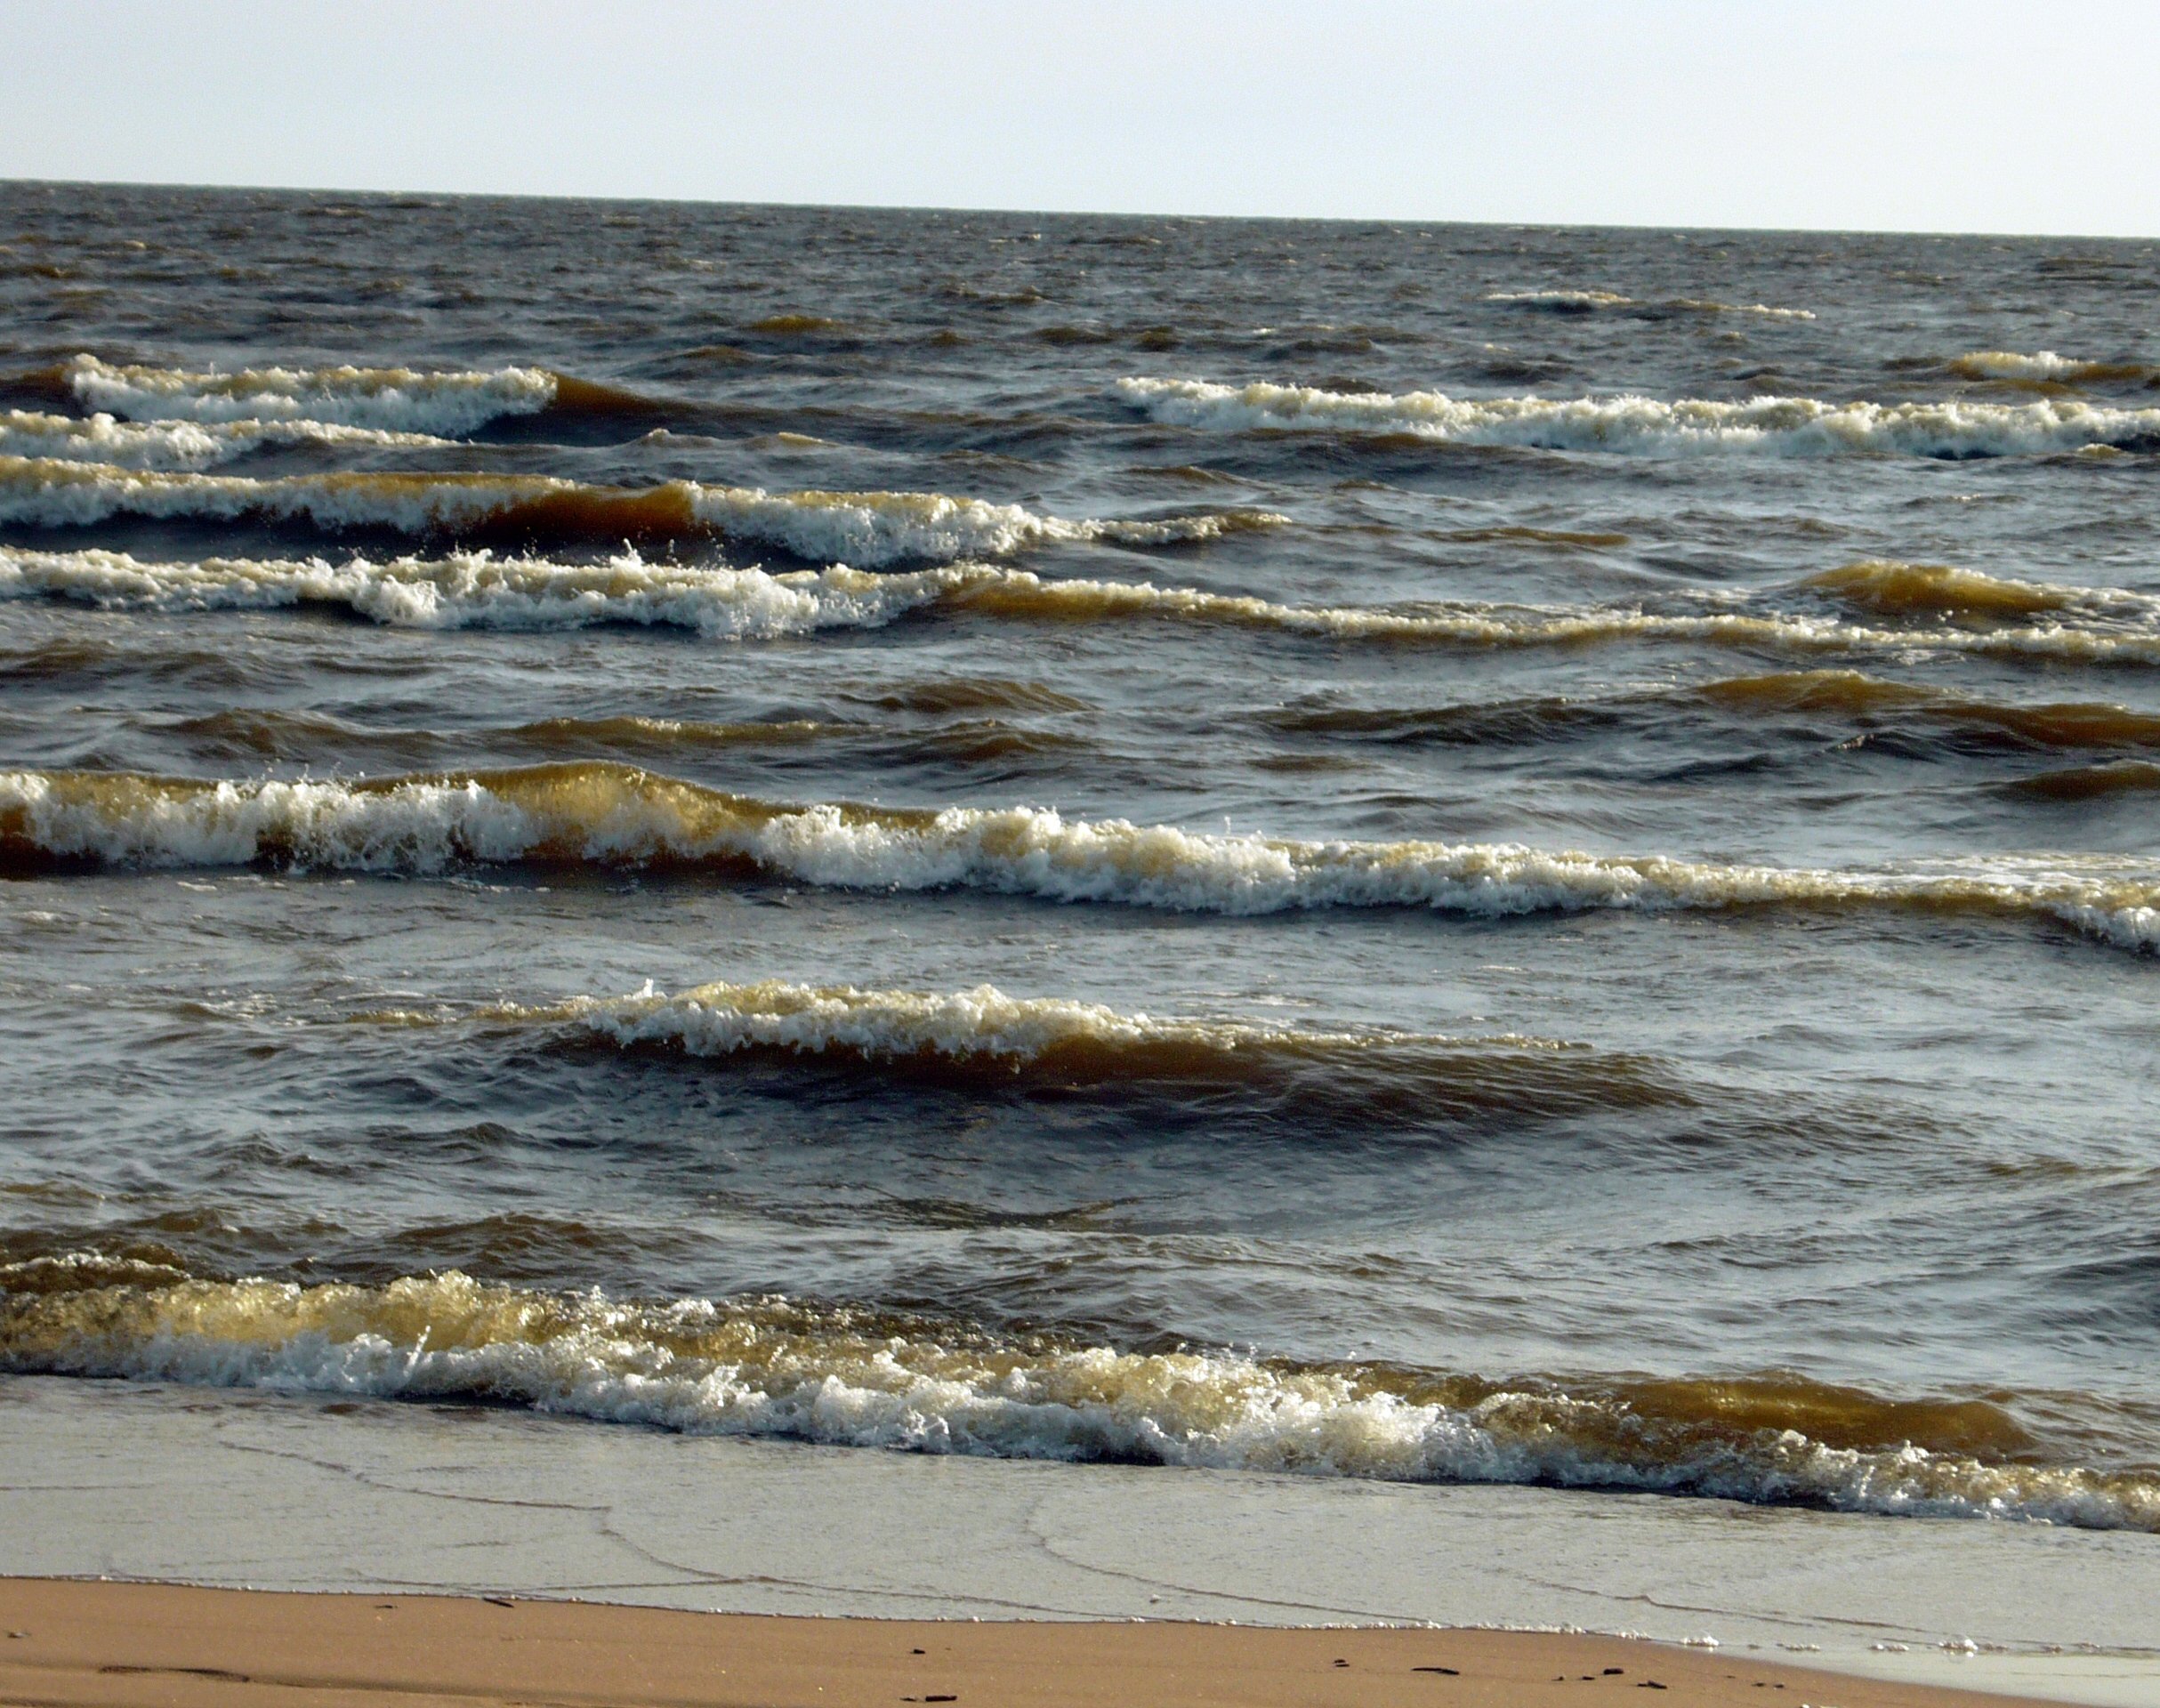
[1,181,2156,1539]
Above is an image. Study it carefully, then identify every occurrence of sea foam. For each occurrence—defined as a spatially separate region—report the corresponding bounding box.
[1116,376,2160,457]
[3,764,2155,952]
[0,409,451,470]
[63,355,559,435]
[0,461,1278,567]
[2,1263,2150,1532]
[9,546,2157,666]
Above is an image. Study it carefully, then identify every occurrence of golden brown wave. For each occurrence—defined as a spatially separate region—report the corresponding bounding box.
[3,1262,2151,1527]
[1803,560,2073,621]
[383,977,1689,1125]
[2003,761,2160,802]
[1271,673,2160,756]
[4,762,2156,951]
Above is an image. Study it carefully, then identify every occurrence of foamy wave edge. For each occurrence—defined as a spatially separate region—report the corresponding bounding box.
[2,1265,2150,1531]
[502,977,1405,1063]
[4,765,2155,952]
[0,546,966,636]
[1116,377,2160,457]
[401,975,1584,1073]
[8,547,2158,663]
[63,355,559,435]
[0,410,453,471]
[0,463,1279,568]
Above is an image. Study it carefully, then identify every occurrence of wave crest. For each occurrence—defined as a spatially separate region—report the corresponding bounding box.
[0,460,1277,567]
[8,546,2158,665]
[2,1264,2149,1530]
[0,410,449,470]
[63,354,559,435]
[1948,350,2152,386]
[4,763,2155,952]
[1116,376,2160,457]
[343,977,1679,1124]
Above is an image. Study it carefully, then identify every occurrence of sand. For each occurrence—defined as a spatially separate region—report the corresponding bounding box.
[0,1578,2075,1708]
[8,1379,2158,1706]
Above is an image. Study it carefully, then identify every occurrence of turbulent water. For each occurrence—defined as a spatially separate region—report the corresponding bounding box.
[3,182,2157,1534]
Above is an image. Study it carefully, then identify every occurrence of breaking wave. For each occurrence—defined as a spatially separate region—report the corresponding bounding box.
[1802,559,2091,621]
[1948,350,2152,386]
[4,763,2154,951]
[0,460,1277,566]
[7,547,2159,665]
[0,409,450,470]
[0,546,968,637]
[2,1262,2150,1530]
[1116,376,2160,457]
[60,354,560,435]
[366,976,1678,1122]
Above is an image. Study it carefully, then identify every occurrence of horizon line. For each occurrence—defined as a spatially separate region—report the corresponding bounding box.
[4,175,2155,247]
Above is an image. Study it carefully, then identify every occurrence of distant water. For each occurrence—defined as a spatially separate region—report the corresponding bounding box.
[2,181,2156,1533]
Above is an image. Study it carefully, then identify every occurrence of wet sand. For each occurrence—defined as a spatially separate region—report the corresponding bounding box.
[0,1578,2067,1708]
[7,1378,2157,1706]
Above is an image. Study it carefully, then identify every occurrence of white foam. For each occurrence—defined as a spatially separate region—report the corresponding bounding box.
[1486,289,1636,309]
[0,545,969,637]
[64,354,558,435]
[0,462,1277,568]
[4,767,2155,953]
[1947,350,2156,384]
[475,976,1546,1068]
[1954,350,2088,381]
[688,486,1281,564]
[7,546,2156,665]
[3,1267,2150,1532]
[0,409,450,471]
[1116,377,2160,457]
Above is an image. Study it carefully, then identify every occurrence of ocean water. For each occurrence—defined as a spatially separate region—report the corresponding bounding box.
[2,181,2156,1534]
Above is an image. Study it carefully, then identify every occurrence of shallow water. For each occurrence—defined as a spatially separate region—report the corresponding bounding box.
[2,182,2156,1530]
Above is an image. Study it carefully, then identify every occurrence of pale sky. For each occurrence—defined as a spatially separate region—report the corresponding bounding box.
[4,0,2157,237]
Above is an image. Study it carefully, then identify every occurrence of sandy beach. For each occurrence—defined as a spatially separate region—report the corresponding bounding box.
[4,1380,2156,1707]
[0,1579,2074,1708]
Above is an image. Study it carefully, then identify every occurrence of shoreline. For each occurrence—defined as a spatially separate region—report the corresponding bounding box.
[0,1579,2078,1708]
[3,1376,2156,1704]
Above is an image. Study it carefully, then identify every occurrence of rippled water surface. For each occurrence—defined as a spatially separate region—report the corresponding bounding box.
[2,182,2156,1531]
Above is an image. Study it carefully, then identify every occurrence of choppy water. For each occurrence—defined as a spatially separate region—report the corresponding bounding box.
[3,181,2157,1531]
